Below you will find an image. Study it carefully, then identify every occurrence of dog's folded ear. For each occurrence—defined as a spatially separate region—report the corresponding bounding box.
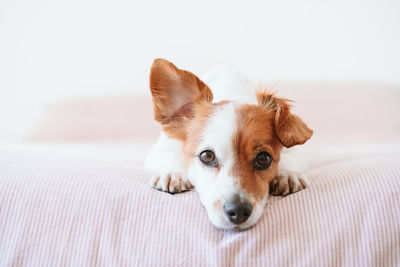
[257,90,313,147]
[149,59,213,125]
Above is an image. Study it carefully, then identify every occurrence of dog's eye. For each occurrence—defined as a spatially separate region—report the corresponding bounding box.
[199,150,216,166]
[253,152,272,170]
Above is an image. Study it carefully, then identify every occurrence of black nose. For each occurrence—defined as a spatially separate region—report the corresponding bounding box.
[223,199,252,224]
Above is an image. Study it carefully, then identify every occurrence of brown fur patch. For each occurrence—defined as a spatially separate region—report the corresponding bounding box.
[149,58,213,141]
[256,88,313,147]
[162,117,190,141]
[182,102,214,167]
[231,104,283,201]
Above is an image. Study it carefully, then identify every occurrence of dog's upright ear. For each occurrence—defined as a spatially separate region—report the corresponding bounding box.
[149,58,213,125]
[257,89,313,147]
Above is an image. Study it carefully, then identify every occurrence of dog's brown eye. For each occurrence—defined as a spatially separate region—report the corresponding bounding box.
[199,150,216,166]
[253,152,272,170]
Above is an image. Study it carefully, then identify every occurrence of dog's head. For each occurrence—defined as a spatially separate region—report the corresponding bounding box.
[149,59,312,230]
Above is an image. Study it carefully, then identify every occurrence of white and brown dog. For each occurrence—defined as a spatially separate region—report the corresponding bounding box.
[145,59,313,230]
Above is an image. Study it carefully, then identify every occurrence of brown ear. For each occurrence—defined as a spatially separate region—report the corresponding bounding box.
[257,90,313,147]
[149,58,213,125]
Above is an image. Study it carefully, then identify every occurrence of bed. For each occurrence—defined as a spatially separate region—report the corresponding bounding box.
[1,82,399,266]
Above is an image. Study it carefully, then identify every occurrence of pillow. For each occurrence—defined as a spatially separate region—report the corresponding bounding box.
[28,83,400,144]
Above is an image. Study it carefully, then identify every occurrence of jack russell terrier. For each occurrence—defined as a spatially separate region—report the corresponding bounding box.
[145,59,313,230]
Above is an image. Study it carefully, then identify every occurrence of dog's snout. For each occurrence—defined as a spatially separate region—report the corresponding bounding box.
[223,199,252,224]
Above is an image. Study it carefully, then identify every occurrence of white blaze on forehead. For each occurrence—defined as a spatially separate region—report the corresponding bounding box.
[196,102,243,204]
[198,102,237,162]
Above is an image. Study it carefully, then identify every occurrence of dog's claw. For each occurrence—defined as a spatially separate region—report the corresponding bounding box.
[270,172,309,196]
[150,172,193,194]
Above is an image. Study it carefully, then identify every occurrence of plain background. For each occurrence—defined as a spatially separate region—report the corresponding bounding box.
[1,0,400,141]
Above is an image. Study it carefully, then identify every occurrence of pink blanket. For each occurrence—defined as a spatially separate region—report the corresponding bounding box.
[0,150,399,266]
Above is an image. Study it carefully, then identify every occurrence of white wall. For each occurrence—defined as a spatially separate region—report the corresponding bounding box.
[1,0,400,141]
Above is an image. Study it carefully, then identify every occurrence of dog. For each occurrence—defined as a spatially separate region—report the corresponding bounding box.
[145,59,313,230]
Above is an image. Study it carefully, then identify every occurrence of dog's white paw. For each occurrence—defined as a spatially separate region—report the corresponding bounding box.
[150,171,193,194]
[270,171,309,197]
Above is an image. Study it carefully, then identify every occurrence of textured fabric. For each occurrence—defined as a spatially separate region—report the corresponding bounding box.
[2,82,400,266]
[1,149,399,266]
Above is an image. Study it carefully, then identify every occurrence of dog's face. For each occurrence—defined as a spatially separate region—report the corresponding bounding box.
[149,59,312,230]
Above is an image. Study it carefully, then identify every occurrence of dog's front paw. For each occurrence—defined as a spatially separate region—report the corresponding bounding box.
[150,171,193,194]
[270,172,309,197]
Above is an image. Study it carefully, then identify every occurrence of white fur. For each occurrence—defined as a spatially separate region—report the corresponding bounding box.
[200,65,257,104]
[279,147,309,174]
[145,66,309,230]
[188,103,239,228]
[145,132,189,192]
[145,131,185,173]
[270,147,310,196]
